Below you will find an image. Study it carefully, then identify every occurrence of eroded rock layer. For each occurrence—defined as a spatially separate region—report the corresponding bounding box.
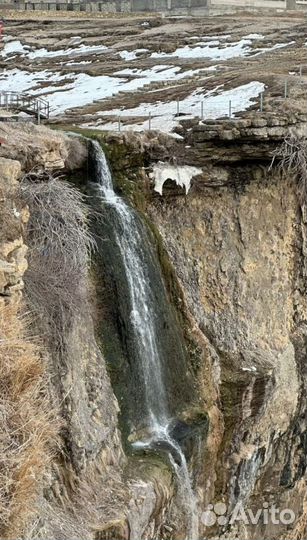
[1,113,307,539]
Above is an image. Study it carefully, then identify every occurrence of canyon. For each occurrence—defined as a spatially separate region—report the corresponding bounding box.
[0,9,307,540]
[1,106,307,539]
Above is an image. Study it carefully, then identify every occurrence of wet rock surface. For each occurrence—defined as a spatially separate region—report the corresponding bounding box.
[100,110,307,539]
[2,110,307,539]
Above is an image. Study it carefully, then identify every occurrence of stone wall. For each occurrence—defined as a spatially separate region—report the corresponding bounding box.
[1,0,209,12]
[95,109,307,539]
[2,0,301,13]
[0,121,181,540]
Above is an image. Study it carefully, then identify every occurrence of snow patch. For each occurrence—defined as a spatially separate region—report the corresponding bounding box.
[65,60,92,66]
[0,64,213,114]
[0,40,109,59]
[27,43,109,59]
[150,162,202,195]
[119,48,149,61]
[0,40,30,57]
[98,81,265,133]
[0,68,68,94]
[151,35,293,61]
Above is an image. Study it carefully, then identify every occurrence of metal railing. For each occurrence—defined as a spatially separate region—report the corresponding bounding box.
[0,92,50,122]
[114,76,307,132]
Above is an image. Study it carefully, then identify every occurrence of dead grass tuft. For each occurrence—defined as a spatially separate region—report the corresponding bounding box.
[20,170,95,346]
[271,135,307,204]
[0,302,59,540]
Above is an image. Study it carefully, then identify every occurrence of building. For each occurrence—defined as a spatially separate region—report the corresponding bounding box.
[0,0,304,14]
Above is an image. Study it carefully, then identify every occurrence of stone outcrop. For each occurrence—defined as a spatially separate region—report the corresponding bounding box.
[2,113,307,539]
[101,110,307,539]
[0,122,87,171]
[0,123,175,540]
[151,118,307,540]
[0,157,27,300]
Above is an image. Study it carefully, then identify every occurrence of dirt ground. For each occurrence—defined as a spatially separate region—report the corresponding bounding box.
[0,11,306,128]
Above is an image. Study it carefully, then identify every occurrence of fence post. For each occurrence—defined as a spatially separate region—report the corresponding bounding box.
[148,111,151,130]
[284,80,288,99]
[118,115,121,132]
[176,98,180,116]
[201,100,204,120]
[37,103,41,125]
[260,92,263,112]
[228,100,232,119]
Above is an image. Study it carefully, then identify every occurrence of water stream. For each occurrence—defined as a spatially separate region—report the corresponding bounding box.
[91,141,198,540]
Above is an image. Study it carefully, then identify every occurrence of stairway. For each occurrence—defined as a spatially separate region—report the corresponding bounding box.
[0,92,50,121]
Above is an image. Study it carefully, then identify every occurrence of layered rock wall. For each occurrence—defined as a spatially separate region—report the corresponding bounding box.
[1,113,307,539]
[101,111,307,539]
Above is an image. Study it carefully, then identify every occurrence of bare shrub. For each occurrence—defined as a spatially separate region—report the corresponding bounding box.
[270,135,307,203]
[0,303,59,539]
[25,462,128,540]
[20,170,95,345]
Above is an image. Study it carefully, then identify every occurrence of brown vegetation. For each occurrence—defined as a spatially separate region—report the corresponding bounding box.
[20,170,95,344]
[271,135,307,203]
[0,302,58,540]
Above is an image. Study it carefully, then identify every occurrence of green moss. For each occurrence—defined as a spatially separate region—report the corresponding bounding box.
[142,219,204,377]
[124,451,174,485]
[51,124,108,145]
[56,125,148,209]
[113,172,148,212]
[144,219,185,314]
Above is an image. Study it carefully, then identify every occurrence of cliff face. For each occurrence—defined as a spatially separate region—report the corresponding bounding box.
[1,114,307,540]
[146,140,306,540]
[0,156,57,539]
[0,123,172,540]
[150,115,307,539]
[101,111,307,539]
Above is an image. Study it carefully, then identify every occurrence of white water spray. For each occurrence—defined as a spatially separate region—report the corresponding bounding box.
[92,141,199,540]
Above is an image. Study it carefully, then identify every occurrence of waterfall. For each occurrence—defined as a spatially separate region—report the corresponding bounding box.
[91,141,199,540]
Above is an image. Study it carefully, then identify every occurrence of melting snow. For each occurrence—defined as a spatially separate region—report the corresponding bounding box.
[151,35,293,60]
[0,68,68,93]
[98,81,265,132]
[119,48,149,60]
[114,64,212,80]
[189,34,231,41]
[0,65,212,114]
[0,40,109,59]
[150,162,202,195]
[0,40,30,57]
[151,37,254,60]
[65,60,92,66]
[27,43,109,59]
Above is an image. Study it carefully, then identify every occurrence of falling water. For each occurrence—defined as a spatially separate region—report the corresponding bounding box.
[91,141,198,540]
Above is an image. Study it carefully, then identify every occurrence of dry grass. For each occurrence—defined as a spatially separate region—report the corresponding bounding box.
[271,135,307,204]
[23,457,128,540]
[0,302,58,540]
[20,170,95,346]
[15,171,123,539]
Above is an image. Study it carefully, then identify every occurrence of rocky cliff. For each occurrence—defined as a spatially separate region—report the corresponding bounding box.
[0,123,174,540]
[0,113,306,540]
[98,110,307,540]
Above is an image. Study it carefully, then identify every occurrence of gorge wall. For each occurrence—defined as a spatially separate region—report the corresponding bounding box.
[0,112,306,540]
